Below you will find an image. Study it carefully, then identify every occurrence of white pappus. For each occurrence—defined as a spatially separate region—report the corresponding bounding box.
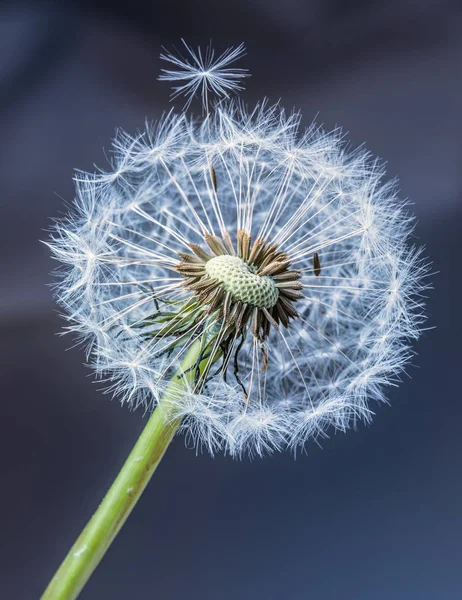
[48,42,429,458]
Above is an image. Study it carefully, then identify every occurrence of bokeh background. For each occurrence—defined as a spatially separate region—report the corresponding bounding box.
[1,1,461,598]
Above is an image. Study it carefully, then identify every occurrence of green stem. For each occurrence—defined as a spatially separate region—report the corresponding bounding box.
[41,338,207,600]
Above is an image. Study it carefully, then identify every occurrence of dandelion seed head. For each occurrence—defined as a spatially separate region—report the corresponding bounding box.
[48,42,429,457]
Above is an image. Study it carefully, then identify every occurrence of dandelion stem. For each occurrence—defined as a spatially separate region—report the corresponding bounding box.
[41,337,208,600]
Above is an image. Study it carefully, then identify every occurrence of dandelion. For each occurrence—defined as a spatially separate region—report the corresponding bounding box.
[43,42,428,599]
[158,39,248,110]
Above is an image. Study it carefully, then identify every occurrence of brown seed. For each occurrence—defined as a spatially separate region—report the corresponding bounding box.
[262,316,271,339]
[262,308,279,330]
[235,303,249,330]
[273,271,301,282]
[278,295,299,318]
[189,278,216,293]
[313,252,321,276]
[274,303,289,328]
[237,229,251,260]
[279,288,304,301]
[177,252,203,264]
[258,247,279,270]
[190,243,213,262]
[182,276,201,287]
[222,231,235,255]
[207,287,225,312]
[259,260,291,276]
[204,233,227,256]
[274,250,289,263]
[262,347,269,371]
[176,263,206,275]
[275,280,302,290]
[248,238,266,265]
[210,166,217,192]
[250,307,260,338]
[237,304,253,330]
[227,301,243,325]
[222,291,233,319]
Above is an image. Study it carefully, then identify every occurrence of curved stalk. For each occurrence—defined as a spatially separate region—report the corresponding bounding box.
[41,338,207,600]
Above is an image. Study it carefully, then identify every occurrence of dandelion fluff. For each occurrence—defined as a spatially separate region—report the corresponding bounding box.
[158,39,248,109]
[49,43,428,457]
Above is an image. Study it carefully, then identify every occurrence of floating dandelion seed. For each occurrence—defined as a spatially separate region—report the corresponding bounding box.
[49,43,428,459]
[158,39,248,109]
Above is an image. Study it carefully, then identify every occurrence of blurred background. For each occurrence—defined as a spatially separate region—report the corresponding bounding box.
[1,0,461,598]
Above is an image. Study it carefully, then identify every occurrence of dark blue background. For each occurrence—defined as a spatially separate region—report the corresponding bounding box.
[1,1,461,598]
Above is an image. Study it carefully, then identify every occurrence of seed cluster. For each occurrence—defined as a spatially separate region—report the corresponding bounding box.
[176,229,303,340]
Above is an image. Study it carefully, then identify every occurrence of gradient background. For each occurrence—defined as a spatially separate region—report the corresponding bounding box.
[1,1,461,598]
